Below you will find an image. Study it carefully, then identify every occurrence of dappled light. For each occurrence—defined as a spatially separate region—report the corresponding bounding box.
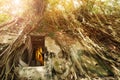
[0,0,120,80]
[35,0,120,79]
[47,0,81,12]
[0,0,26,16]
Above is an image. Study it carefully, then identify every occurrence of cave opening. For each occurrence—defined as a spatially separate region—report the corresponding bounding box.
[29,35,45,66]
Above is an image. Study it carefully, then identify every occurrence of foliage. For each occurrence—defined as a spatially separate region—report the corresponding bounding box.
[35,0,120,79]
[0,0,45,80]
[0,0,120,79]
[0,13,11,24]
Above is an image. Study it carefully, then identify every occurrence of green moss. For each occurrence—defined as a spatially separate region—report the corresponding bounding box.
[0,13,11,24]
[48,32,55,37]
